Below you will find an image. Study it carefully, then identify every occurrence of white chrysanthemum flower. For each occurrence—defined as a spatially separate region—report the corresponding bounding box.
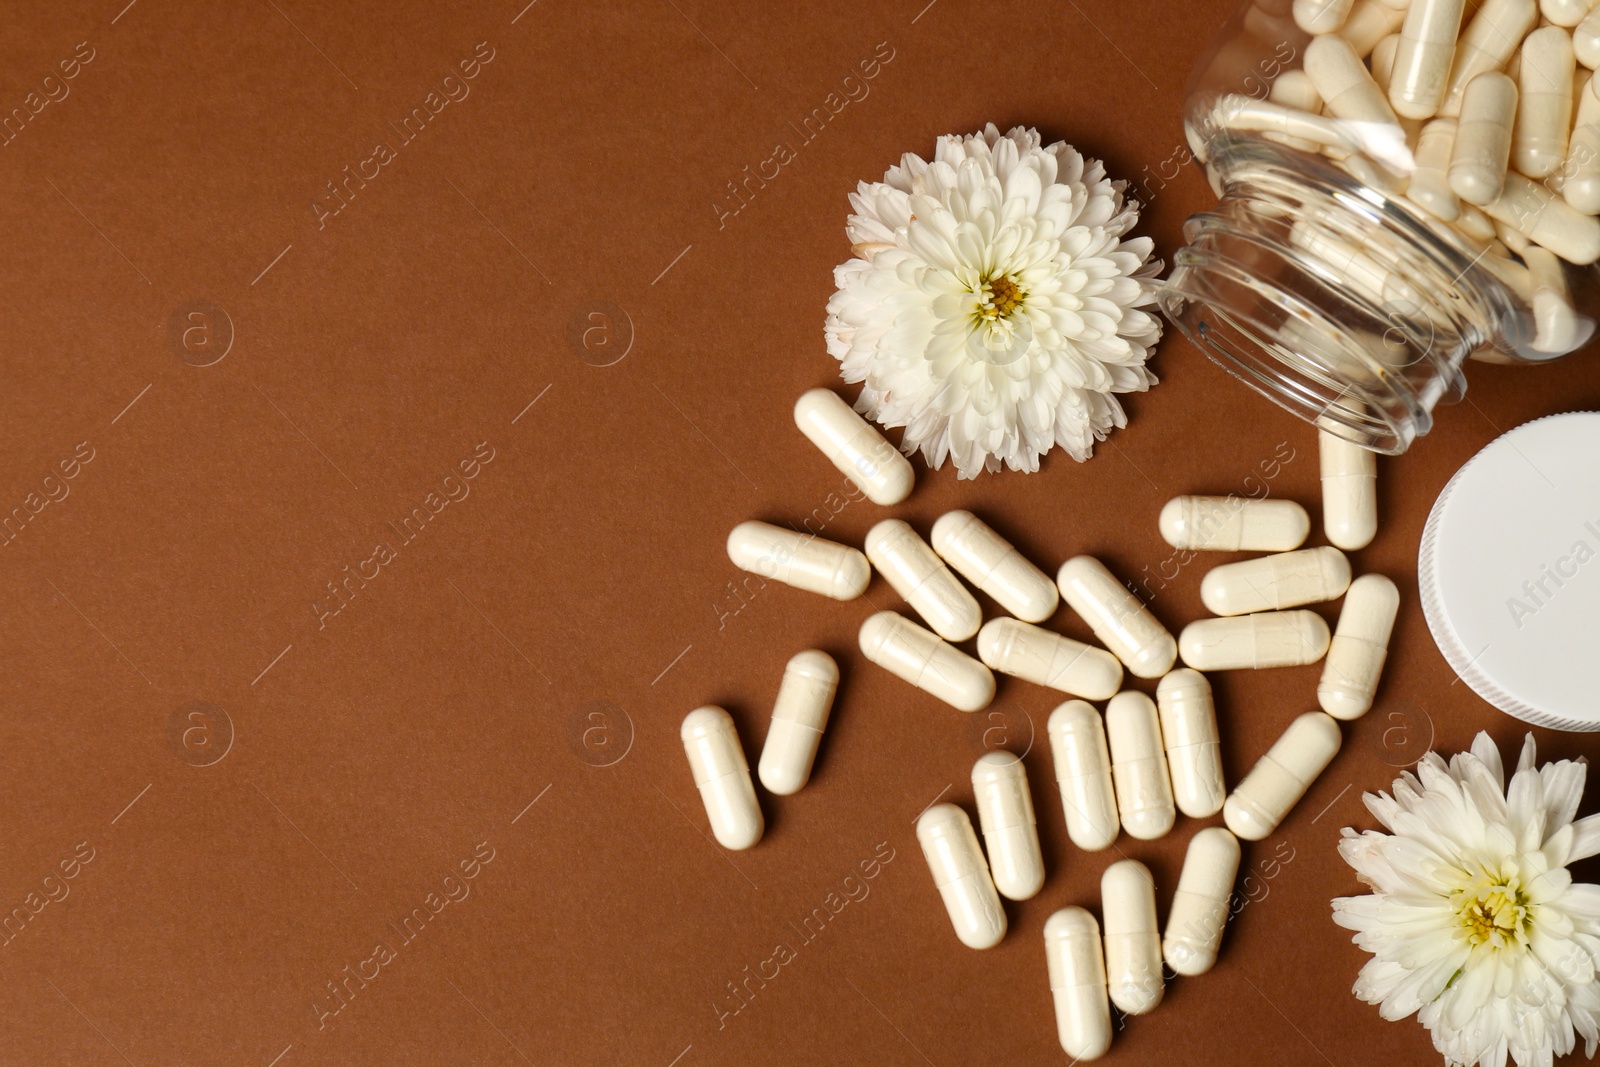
[824,123,1163,479]
[1333,732,1600,1067]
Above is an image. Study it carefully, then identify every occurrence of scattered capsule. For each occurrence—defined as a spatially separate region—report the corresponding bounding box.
[1410,118,1462,220]
[1057,556,1177,679]
[1267,69,1326,152]
[859,611,995,712]
[917,803,1006,949]
[792,388,913,506]
[758,650,838,796]
[1578,5,1600,68]
[977,618,1123,701]
[1044,908,1113,1062]
[1483,170,1600,263]
[1158,495,1310,552]
[1450,72,1518,205]
[1544,0,1593,30]
[1515,26,1576,179]
[1319,427,1379,551]
[1224,712,1343,840]
[930,510,1059,622]
[1307,32,1401,126]
[1566,77,1600,213]
[727,521,870,601]
[1390,0,1469,119]
[1106,692,1176,841]
[865,519,981,642]
[1340,0,1408,56]
[1156,669,1226,819]
[1200,546,1353,617]
[681,706,763,851]
[1163,828,1242,977]
[1318,574,1401,720]
[972,752,1045,901]
[1048,701,1120,852]
[1101,860,1164,1016]
[1179,611,1332,671]
[1441,0,1537,116]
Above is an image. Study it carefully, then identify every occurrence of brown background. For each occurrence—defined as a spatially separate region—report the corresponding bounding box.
[1,0,1597,1064]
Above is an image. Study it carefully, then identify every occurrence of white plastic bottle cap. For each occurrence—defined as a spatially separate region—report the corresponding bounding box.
[1419,412,1600,731]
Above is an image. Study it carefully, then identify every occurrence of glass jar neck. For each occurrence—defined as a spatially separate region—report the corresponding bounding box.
[1159,138,1523,453]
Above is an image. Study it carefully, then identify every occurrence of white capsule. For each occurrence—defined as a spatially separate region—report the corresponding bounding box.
[972,752,1045,901]
[1215,96,1360,154]
[1044,908,1112,1062]
[792,388,913,506]
[1389,0,1467,118]
[1180,611,1333,670]
[1523,246,1589,355]
[1441,0,1538,115]
[1409,118,1461,219]
[1163,828,1243,977]
[1200,546,1353,617]
[917,803,1006,949]
[757,650,838,796]
[1318,574,1401,720]
[1340,0,1409,56]
[1319,428,1379,550]
[1101,860,1164,1016]
[1307,32,1403,125]
[1225,712,1343,840]
[1482,170,1600,262]
[1057,557,1177,679]
[1516,27,1576,178]
[858,611,995,712]
[930,510,1059,622]
[727,521,870,601]
[1566,78,1600,213]
[1456,201,1498,241]
[1267,69,1326,151]
[1544,0,1595,27]
[1047,701,1120,852]
[1296,0,1355,32]
[1577,5,1600,67]
[1106,691,1175,842]
[1156,669,1226,819]
[681,706,763,851]
[1158,495,1310,552]
[865,519,981,642]
[1450,72,1518,204]
[1370,32,1400,93]
[977,618,1123,701]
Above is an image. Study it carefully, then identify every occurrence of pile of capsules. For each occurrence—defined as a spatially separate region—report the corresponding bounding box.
[681,389,1400,1060]
[1213,0,1600,350]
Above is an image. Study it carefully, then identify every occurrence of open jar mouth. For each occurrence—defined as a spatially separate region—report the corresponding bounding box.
[1157,138,1529,455]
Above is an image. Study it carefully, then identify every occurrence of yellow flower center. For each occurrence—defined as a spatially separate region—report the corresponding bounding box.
[1454,870,1531,949]
[978,275,1025,320]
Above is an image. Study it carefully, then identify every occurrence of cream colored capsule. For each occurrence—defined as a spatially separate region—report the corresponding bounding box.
[1200,546,1353,616]
[1215,96,1360,155]
[1441,0,1538,115]
[1179,611,1332,670]
[682,706,763,851]
[1163,828,1242,977]
[865,519,981,642]
[1101,860,1164,1016]
[1306,33,1402,125]
[977,618,1123,701]
[758,650,838,796]
[1268,69,1325,151]
[1483,171,1600,262]
[1370,33,1400,93]
[1409,118,1461,219]
[858,611,995,712]
[1450,72,1518,204]
[1389,0,1468,118]
[727,521,870,601]
[1044,908,1113,1062]
[1577,5,1600,67]
[917,803,1006,949]
[1515,27,1576,179]
[1057,556,1177,679]
[1106,691,1175,841]
[1524,246,1588,354]
[930,510,1059,622]
[1158,496,1309,552]
[1224,712,1343,840]
[1319,427,1379,550]
[1456,201,1497,240]
[1296,0,1355,32]
[1544,0,1594,27]
[1341,0,1409,55]
[1157,669,1226,819]
[792,388,913,506]
[1048,701,1120,852]
[972,752,1045,901]
[1318,574,1401,720]
[1566,78,1600,212]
